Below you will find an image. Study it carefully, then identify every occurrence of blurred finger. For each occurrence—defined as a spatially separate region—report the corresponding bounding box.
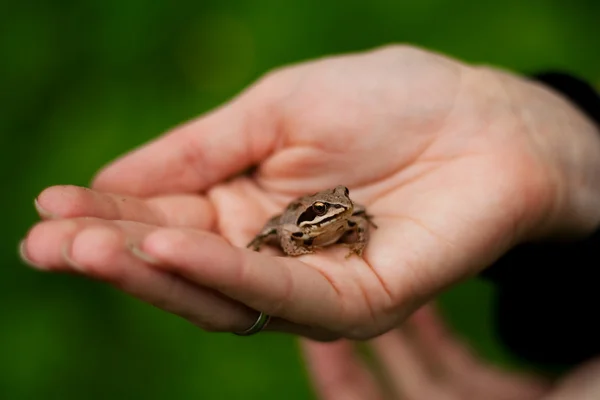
[22,218,253,330]
[300,339,384,400]
[35,185,216,230]
[543,357,600,400]
[370,328,450,399]
[134,227,363,334]
[408,304,480,377]
[21,218,339,339]
[409,304,549,399]
[91,95,277,196]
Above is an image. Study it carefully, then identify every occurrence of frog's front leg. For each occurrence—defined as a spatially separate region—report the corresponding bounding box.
[338,213,375,258]
[279,232,316,256]
[352,205,378,229]
[247,215,280,252]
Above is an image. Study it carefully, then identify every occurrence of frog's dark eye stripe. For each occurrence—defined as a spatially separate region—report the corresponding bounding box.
[297,203,346,226]
[297,208,320,224]
[344,187,349,196]
[292,232,304,238]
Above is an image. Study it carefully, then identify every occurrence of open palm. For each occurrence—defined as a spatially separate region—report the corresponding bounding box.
[23,45,593,340]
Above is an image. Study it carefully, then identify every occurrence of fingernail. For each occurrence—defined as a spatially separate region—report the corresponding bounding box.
[128,243,160,265]
[34,198,59,219]
[60,243,85,272]
[18,240,47,271]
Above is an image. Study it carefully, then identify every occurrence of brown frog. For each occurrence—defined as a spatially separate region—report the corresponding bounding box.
[247,185,377,257]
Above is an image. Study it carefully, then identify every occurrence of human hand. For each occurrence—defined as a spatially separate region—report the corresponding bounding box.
[301,304,600,400]
[21,45,600,340]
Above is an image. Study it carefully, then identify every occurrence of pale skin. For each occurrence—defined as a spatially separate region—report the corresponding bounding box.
[20,45,600,348]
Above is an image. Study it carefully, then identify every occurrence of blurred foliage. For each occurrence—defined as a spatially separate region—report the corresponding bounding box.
[1,0,599,399]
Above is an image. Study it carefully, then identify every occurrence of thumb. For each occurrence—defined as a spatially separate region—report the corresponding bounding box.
[91,94,276,197]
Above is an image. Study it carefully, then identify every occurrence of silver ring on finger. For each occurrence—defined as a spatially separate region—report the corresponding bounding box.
[233,312,271,336]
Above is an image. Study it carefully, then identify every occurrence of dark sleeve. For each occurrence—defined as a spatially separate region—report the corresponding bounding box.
[479,71,600,369]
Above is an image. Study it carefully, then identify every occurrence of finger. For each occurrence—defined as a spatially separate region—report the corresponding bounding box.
[91,95,277,196]
[300,339,384,400]
[35,185,216,230]
[21,217,263,331]
[370,328,450,399]
[407,304,480,375]
[134,227,362,334]
[410,304,550,399]
[20,218,339,339]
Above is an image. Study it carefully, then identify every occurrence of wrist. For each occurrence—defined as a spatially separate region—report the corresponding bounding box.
[478,71,600,369]
[523,72,600,242]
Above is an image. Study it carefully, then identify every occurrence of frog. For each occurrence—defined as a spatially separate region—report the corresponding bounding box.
[247,185,377,257]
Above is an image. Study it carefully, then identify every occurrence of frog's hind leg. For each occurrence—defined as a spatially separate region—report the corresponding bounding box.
[247,215,280,252]
[351,207,378,229]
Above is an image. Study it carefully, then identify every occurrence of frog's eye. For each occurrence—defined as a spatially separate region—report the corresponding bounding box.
[312,202,328,215]
[343,186,349,196]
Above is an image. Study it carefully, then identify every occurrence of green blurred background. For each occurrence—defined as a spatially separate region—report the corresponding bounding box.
[2,1,599,399]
